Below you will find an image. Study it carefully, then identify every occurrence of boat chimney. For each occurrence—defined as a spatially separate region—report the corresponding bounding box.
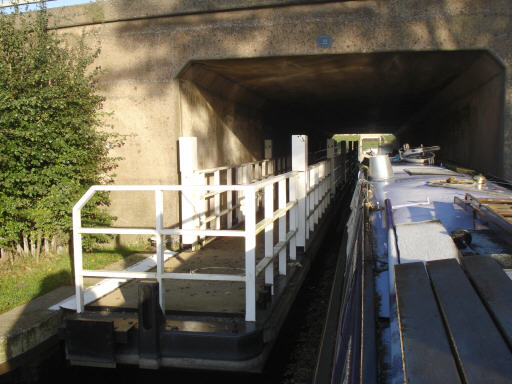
[368,155,394,181]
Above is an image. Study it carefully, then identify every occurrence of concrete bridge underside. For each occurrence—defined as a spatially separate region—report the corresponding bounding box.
[49,0,512,233]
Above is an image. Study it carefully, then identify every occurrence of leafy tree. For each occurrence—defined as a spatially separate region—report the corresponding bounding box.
[0,2,123,259]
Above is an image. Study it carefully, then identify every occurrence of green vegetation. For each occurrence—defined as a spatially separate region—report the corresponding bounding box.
[0,2,124,260]
[0,244,146,314]
[333,134,397,150]
[360,139,379,150]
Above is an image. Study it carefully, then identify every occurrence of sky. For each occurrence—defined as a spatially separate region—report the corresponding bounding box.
[42,0,96,8]
[1,0,96,11]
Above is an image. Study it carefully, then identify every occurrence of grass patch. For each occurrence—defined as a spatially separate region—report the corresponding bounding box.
[0,244,146,314]
[333,133,397,147]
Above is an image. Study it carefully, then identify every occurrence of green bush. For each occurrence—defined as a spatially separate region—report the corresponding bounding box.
[0,2,123,257]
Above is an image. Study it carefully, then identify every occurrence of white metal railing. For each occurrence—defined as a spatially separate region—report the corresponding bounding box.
[72,136,349,322]
[190,157,288,240]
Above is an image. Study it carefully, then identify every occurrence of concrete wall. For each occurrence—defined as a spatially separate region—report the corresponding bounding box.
[48,0,512,238]
[178,64,268,168]
[400,53,505,176]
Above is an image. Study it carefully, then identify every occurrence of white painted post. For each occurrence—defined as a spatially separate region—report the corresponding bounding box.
[278,179,287,275]
[236,166,243,223]
[310,166,320,232]
[289,175,297,261]
[292,135,308,248]
[73,209,84,313]
[319,164,324,217]
[321,162,326,215]
[155,189,165,312]
[314,164,322,228]
[214,170,221,230]
[227,168,233,229]
[199,173,206,242]
[265,141,272,177]
[341,142,347,185]
[308,167,313,237]
[265,140,272,160]
[179,137,199,245]
[264,184,274,293]
[244,187,257,322]
[243,164,249,184]
[327,139,335,204]
[255,162,261,181]
[307,168,312,238]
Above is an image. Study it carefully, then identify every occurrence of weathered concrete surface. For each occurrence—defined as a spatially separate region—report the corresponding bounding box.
[45,0,512,235]
[89,235,267,313]
[0,286,73,373]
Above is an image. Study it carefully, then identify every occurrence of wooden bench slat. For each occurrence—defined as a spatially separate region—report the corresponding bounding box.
[427,259,512,384]
[394,262,461,384]
[462,255,512,349]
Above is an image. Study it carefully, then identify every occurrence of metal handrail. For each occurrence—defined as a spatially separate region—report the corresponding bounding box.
[72,137,346,322]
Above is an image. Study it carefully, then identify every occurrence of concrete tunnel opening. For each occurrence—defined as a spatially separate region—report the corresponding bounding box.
[177,50,505,178]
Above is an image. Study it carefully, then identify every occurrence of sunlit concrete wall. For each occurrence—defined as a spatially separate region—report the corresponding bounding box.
[48,0,512,235]
[178,64,267,169]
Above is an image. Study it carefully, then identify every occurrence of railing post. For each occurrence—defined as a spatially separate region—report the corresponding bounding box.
[264,184,274,293]
[264,140,272,177]
[320,162,326,216]
[265,140,272,159]
[236,166,243,223]
[327,139,335,203]
[278,179,287,275]
[199,173,206,242]
[179,137,199,245]
[306,168,311,240]
[155,189,165,313]
[292,135,308,249]
[341,142,347,185]
[214,170,221,230]
[314,166,319,227]
[243,164,249,184]
[73,208,84,313]
[244,187,257,322]
[227,168,233,229]
[289,175,298,261]
[255,162,261,181]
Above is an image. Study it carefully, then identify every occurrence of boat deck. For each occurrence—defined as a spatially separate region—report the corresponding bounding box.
[396,256,512,383]
[370,165,512,383]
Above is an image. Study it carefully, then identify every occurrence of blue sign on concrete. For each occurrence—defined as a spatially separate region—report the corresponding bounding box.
[317,35,333,48]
